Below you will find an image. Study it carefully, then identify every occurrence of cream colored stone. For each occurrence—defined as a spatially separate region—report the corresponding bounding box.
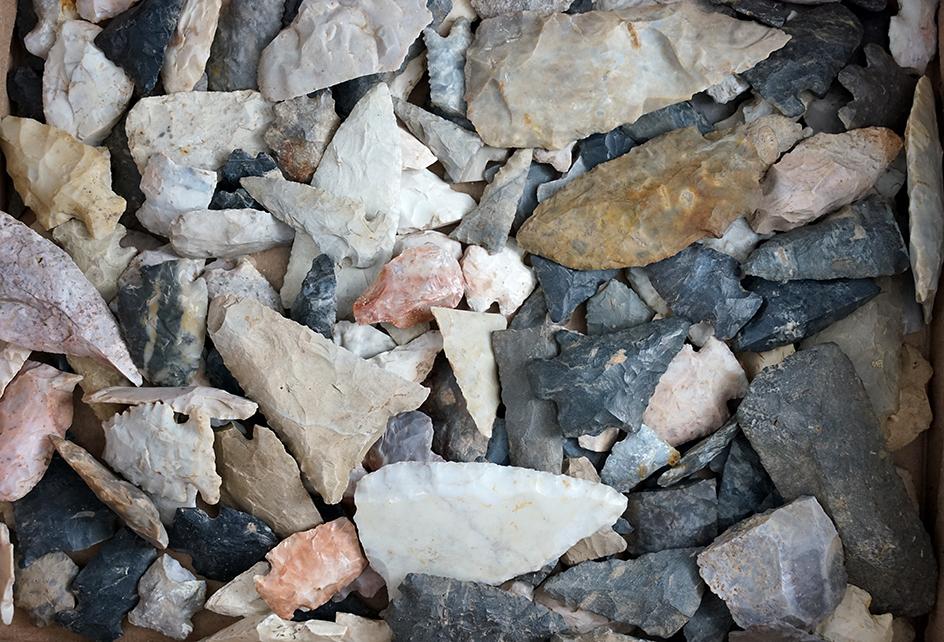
[700,217,763,263]
[394,230,463,262]
[890,0,939,74]
[204,561,271,618]
[256,616,347,641]
[68,356,130,421]
[400,128,437,170]
[86,385,257,420]
[336,614,392,642]
[461,242,536,316]
[12,552,77,627]
[0,523,11,625]
[389,53,427,100]
[208,297,429,504]
[77,0,139,22]
[577,427,620,453]
[885,344,933,451]
[169,208,295,259]
[52,220,137,301]
[162,0,223,93]
[0,343,31,398]
[332,321,396,359]
[737,345,796,381]
[561,527,627,566]
[534,143,575,173]
[367,331,443,384]
[0,116,125,238]
[42,19,134,145]
[136,153,217,237]
[382,321,431,345]
[25,0,78,58]
[816,585,893,642]
[204,258,282,311]
[432,307,507,438]
[397,168,478,233]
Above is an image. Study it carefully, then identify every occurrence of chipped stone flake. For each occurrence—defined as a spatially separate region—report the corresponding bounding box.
[424,18,472,118]
[204,561,270,617]
[0,343,30,398]
[462,242,536,316]
[169,208,294,259]
[135,153,217,237]
[12,552,78,626]
[77,0,140,22]
[161,0,223,93]
[397,168,478,233]
[204,257,282,311]
[128,554,206,640]
[265,91,340,183]
[86,385,257,420]
[889,0,939,74]
[367,331,443,383]
[0,524,10,625]
[51,220,137,302]
[25,0,78,58]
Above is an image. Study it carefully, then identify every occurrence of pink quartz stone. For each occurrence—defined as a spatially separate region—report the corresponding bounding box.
[353,245,464,328]
[0,361,83,501]
[255,517,368,619]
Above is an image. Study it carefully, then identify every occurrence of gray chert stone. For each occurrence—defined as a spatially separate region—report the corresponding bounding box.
[368,411,443,468]
[696,497,846,630]
[684,591,735,642]
[600,425,679,491]
[542,549,705,637]
[264,91,340,183]
[492,325,563,473]
[531,256,617,323]
[421,356,490,462]
[102,113,145,215]
[717,435,780,530]
[838,43,917,130]
[210,187,258,210]
[646,245,762,340]
[218,149,279,191]
[730,625,827,642]
[659,419,739,488]
[485,417,511,465]
[509,288,550,329]
[624,479,719,555]
[530,319,690,437]
[731,278,880,352]
[116,259,208,386]
[722,0,792,28]
[622,101,712,143]
[384,573,568,641]
[743,196,909,281]
[206,0,285,91]
[290,254,336,339]
[169,507,278,581]
[471,0,571,17]
[801,85,849,135]
[513,162,558,233]
[424,18,472,118]
[586,280,654,335]
[128,555,206,640]
[742,5,863,117]
[736,344,937,615]
[576,126,635,171]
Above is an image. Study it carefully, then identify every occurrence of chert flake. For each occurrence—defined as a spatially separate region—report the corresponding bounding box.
[128,554,206,640]
[624,479,718,555]
[265,91,340,183]
[889,0,939,74]
[0,524,10,625]
[161,0,222,93]
[208,297,428,504]
[585,280,654,335]
[12,552,78,626]
[25,0,79,58]
[169,506,278,581]
[753,128,902,234]
[77,0,140,22]
[332,321,396,359]
[472,0,571,17]
[395,230,463,262]
[462,242,536,316]
[0,343,30,398]
[531,256,616,324]
[367,331,443,383]
[204,561,271,617]
[292,254,337,338]
[465,4,790,148]
[255,518,368,618]
[0,116,125,238]
[400,128,437,170]
[658,418,739,487]
[366,411,444,469]
[42,19,134,145]
[424,18,472,118]
[125,90,274,171]
[51,220,137,302]
[205,257,281,311]
[600,424,679,492]
[885,344,933,451]
[838,44,917,130]
[354,462,627,596]
[87,385,257,420]
[397,168,478,232]
[135,153,217,237]
[815,585,894,642]
[205,0,283,91]
[257,0,432,101]
[169,208,294,258]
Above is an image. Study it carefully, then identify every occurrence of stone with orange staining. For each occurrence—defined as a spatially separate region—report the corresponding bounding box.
[0,361,83,502]
[255,518,368,619]
[354,246,465,328]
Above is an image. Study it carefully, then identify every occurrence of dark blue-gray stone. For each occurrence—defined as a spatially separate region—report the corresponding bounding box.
[717,435,781,529]
[529,318,690,437]
[102,113,145,216]
[802,84,849,134]
[509,288,550,330]
[210,187,260,210]
[601,425,679,491]
[646,245,762,340]
[8,64,44,122]
[485,417,510,465]
[13,456,118,565]
[56,529,157,641]
[290,254,336,338]
[731,277,880,352]
[719,0,792,27]
[624,479,719,555]
[207,0,285,91]
[585,280,654,335]
[384,573,568,642]
[206,342,245,396]
[542,550,705,637]
[838,43,918,130]
[169,507,278,581]
[659,419,740,488]
[512,162,557,233]
[422,355,490,462]
[737,343,937,615]
[741,4,863,117]
[622,101,711,143]
[730,625,827,642]
[94,0,185,95]
[577,126,635,171]
[219,149,279,191]
[684,591,735,642]
[531,256,617,323]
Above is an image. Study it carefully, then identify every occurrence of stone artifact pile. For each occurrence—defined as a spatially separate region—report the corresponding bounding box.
[0,0,940,640]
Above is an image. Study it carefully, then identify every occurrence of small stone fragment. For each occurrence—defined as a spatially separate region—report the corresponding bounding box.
[51,220,137,302]
[717,435,781,529]
[264,91,339,183]
[396,168,478,232]
[700,217,763,263]
[837,44,917,130]
[204,561,270,617]
[366,411,444,469]
[255,518,367,618]
[471,0,570,17]
[219,149,280,190]
[889,0,938,74]
[461,242,536,316]
[215,424,322,538]
[600,425,679,491]
[815,585,894,642]
[12,552,78,627]
[128,554,206,639]
[168,208,294,259]
[622,100,712,143]
[25,0,79,58]
[332,321,396,359]
[161,0,222,93]
[206,0,283,91]
[400,128,438,170]
[659,419,739,487]
[0,524,10,625]
[543,549,704,637]
[135,153,217,236]
[586,280,654,335]
[86,384,257,420]
[354,462,627,595]
[421,357,491,462]
[290,254,336,338]
[624,479,719,555]
[0,343,30,399]
[697,497,846,630]
[885,344,933,450]
[424,18,472,118]
[684,591,735,642]
[561,527,627,566]
[169,506,278,581]
[738,345,797,381]
[531,256,616,323]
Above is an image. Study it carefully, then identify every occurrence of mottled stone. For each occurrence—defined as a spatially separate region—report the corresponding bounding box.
[885,344,933,450]
[51,220,136,302]
[206,0,284,91]
[169,506,277,580]
[717,435,780,529]
[815,585,894,642]
[471,0,570,16]
[265,91,339,182]
[255,518,367,618]
[600,425,679,491]
[161,0,222,93]
[215,424,322,538]
[421,357,491,462]
[530,318,689,437]
[204,561,270,617]
[646,245,762,340]
[13,552,78,626]
[697,497,846,630]
[93,0,185,95]
[204,257,282,310]
[366,411,444,469]
[258,0,431,101]
[86,384,257,420]
[135,153,217,236]
[128,554,206,639]
[492,324,563,473]
[0,116,125,237]
[424,18,471,118]
[355,462,626,594]
[461,242,536,317]
[752,128,902,234]
[742,5,863,117]
[289,254,336,338]
[385,573,567,642]
[622,101,712,144]
[585,280,653,335]
[116,259,207,386]
[659,419,739,487]
[466,4,789,148]
[397,168,478,233]
[543,550,704,637]
[745,197,909,281]
[625,479,718,555]
[531,256,616,324]
[25,0,79,58]
[889,0,938,73]
[732,278,880,352]
[838,44,917,130]
[737,344,937,615]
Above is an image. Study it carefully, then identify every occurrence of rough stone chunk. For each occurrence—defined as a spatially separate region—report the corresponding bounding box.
[265,91,339,183]
[135,153,217,236]
[586,280,654,335]
[461,242,536,316]
[659,419,739,487]
[397,168,478,232]
[466,4,789,148]
[889,0,937,74]
[128,554,206,639]
[837,44,917,130]
[697,497,846,630]
[530,319,689,437]
[736,344,936,615]
[684,591,735,642]
[366,411,445,469]
[13,552,78,627]
[51,220,136,302]
[168,208,294,259]
[717,435,781,529]
[290,254,336,339]
[204,561,270,617]
[624,479,719,555]
[206,0,283,91]
[542,549,704,637]
[815,585,894,642]
[600,425,679,491]
[531,256,616,323]
[885,344,933,450]
[205,257,281,310]
[421,358,491,462]
[161,0,222,93]
[169,506,278,581]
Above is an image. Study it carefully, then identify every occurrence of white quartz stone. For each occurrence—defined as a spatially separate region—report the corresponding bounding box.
[400,128,437,170]
[461,242,536,316]
[816,585,894,642]
[126,90,274,171]
[76,0,139,22]
[367,331,443,384]
[169,208,295,259]
[162,0,223,93]
[85,385,258,421]
[51,220,137,301]
[136,154,217,237]
[699,217,764,262]
[397,169,478,233]
[354,461,628,596]
[42,19,134,145]
[333,321,397,359]
[25,0,78,58]
[889,0,939,74]
[204,257,282,311]
[257,0,432,101]
[204,561,271,617]
[431,307,507,438]
[394,230,463,262]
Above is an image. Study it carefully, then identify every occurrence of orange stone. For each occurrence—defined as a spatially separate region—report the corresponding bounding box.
[353,245,464,328]
[255,517,368,619]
